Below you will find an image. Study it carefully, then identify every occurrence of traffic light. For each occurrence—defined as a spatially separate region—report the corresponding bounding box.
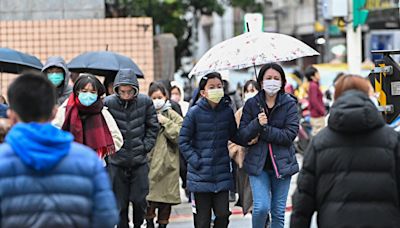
[353,0,369,30]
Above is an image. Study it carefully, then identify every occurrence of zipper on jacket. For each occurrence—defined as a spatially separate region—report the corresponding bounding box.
[257,100,282,179]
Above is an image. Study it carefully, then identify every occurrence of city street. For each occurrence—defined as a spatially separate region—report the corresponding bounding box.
[166,154,318,228]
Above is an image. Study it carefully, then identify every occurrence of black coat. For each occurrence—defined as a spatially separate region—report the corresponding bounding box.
[104,69,159,168]
[291,90,400,228]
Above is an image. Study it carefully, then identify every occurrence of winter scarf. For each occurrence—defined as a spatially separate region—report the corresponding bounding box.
[62,94,115,158]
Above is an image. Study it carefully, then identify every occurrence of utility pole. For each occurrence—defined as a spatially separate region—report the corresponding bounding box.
[347,0,368,75]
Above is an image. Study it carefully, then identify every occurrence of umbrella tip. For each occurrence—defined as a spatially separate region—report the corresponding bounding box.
[106,44,109,51]
[246,22,250,32]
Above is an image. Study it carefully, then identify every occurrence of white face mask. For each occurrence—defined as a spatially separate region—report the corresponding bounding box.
[244,91,258,102]
[153,98,166,110]
[263,79,281,96]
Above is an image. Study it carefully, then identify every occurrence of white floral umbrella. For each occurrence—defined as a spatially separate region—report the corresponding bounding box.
[189,32,320,77]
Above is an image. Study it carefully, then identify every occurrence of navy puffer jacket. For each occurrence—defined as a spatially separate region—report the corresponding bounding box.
[179,96,238,193]
[239,91,299,177]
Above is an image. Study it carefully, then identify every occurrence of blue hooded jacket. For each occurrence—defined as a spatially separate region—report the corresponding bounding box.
[179,96,240,193]
[0,123,118,228]
[239,91,299,177]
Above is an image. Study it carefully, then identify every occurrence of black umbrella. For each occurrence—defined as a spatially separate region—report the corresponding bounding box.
[0,48,43,74]
[67,51,144,78]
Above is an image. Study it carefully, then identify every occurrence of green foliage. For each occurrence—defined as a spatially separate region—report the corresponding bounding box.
[108,0,262,69]
[230,0,264,12]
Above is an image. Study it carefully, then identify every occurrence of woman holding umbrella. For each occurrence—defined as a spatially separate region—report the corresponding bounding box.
[53,73,123,159]
[239,63,299,228]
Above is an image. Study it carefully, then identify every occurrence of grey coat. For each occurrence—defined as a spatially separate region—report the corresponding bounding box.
[42,56,73,105]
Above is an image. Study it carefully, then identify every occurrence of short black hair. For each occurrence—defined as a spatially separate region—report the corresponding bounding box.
[256,63,286,93]
[305,66,318,82]
[148,81,168,98]
[73,73,106,97]
[243,80,260,93]
[199,72,223,91]
[8,72,56,122]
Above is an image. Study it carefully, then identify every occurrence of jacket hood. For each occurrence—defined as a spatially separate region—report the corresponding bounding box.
[113,69,139,95]
[42,56,70,88]
[328,90,385,133]
[5,123,73,171]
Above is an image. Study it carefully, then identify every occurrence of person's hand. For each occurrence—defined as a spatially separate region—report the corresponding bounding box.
[258,112,268,126]
[248,136,259,145]
[157,114,168,124]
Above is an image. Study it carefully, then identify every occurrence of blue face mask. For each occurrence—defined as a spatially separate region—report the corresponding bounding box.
[47,73,64,87]
[78,92,98,106]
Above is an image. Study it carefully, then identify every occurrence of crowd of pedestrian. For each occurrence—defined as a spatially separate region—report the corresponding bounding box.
[0,53,397,228]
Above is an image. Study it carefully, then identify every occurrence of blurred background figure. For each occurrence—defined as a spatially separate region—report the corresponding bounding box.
[228,79,260,216]
[146,82,183,228]
[305,66,326,136]
[291,75,400,228]
[41,56,72,105]
[0,72,118,228]
[0,95,8,118]
[170,82,189,116]
[53,73,123,159]
[104,76,116,96]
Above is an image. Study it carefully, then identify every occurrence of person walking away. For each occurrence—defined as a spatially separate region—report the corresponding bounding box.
[104,69,159,228]
[239,63,299,228]
[179,72,244,228]
[304,66,326,136]
[42,56,73,105]
[0,72,118,228]
[228,79,260,215]
[52,73,123,159]
[169,82,190,200]
[145,82,182,228]
[291,75,400,228]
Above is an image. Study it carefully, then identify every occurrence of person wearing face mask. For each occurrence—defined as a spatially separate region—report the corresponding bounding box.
[104,69,159,228]
[52,73,123,159]
[170,82,190,117]
[291,75,400,228]
[239,63,299,228]
[145,82,182,228]
[228,80,259,216]
[179,72,245,228]
[41,56,73,106]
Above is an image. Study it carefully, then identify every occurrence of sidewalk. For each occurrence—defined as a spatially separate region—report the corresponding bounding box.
[170,154,303,223]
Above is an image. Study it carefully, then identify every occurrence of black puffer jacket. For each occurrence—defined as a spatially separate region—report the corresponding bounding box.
[104,69,159,168]
[291,90,400,228]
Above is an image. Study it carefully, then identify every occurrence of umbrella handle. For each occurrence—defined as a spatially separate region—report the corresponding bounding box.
[253,63,257,79]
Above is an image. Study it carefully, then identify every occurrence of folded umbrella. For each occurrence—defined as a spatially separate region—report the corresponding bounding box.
[0,48,43,74]
[68,51,144,78]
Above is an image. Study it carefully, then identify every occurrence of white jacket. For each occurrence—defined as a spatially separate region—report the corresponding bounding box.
[52,99,123,151]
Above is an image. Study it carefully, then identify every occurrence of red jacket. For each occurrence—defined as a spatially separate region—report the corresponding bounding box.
[308,81,325,118]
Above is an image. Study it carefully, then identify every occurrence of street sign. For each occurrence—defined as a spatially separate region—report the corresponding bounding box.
[244,13,263,32]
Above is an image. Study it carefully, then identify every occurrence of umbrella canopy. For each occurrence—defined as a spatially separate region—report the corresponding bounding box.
[0,48,43,74]
[68,51,144,78]
[189,32,320,77]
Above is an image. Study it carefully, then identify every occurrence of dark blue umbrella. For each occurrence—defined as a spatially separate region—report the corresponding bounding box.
[0,48,43,74]
[67,51,144,78]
